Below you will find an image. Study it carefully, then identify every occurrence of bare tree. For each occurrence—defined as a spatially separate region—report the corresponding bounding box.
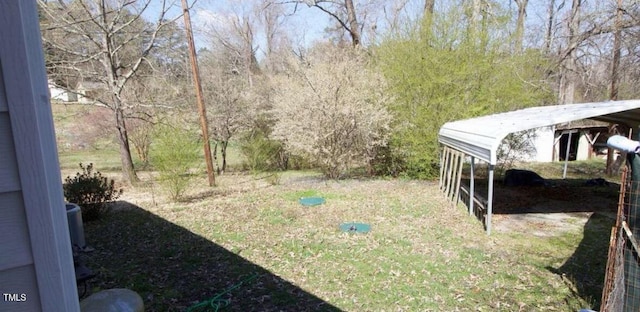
[465,0,492,49]
[424,0,435,17]
[281,0,363,46]
[39,0,187,183]
[199,2,266,172]
[609,0,623,102]
[558,0,581,104]
[271,46,392,178]
[344,0,361,45]
[204,5,261,86]
[543,0,640,104]
[200,53,251,173]
[261,0,290,72]
[514,0,528,53]
[544,0,557,54]
[423,0,435,33]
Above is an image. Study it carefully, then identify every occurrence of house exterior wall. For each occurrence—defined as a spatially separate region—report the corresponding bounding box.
[552,129,602,162]
[0,70,42,312]
[531,127,555,162]
[577,132,590,160]
[0,1,79,311]
[48,81,77,102]
[512,127,596,163]
[76,81,106,104]
[506,127,555,163]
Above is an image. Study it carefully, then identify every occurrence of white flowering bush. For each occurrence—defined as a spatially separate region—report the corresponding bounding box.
[271,48,392,178]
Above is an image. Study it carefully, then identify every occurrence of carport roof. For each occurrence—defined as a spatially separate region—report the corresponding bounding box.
[438,100,640,165]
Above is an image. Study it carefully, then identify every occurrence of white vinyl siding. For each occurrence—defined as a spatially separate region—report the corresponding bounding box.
[0,60,6,112]
[0,114,21,192]
[0,265,42,311]
[0,1,80,311]
[0,192,33,271]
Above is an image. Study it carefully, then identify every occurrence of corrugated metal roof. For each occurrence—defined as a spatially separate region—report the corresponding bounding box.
[555,120,609,130]
[438,100,640,164]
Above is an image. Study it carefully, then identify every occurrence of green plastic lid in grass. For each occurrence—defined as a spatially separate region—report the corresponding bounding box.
[339,222,371,233]
[299,197,325,206]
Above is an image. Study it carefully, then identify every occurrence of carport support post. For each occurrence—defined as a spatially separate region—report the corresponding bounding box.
[562,131,573,179]
[487,164,495,235]
[469,157,475,216]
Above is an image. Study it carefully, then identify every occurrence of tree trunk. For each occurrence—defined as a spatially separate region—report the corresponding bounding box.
[467,0,487,51]
[244,19,255,87]
[212,141,220,175]
[610,0,622,102]
[606,0,623,176]
[422,0,435,36]
[560,0,581,104]
[480,1,489,51]
[344,0,360,46]
[424,0,435,16]
[471,0,482,29]
[99,15,138,183]
[115,106,139,183]
[544,0,556,54]
[221,140,228,173]
[514,0,528,53]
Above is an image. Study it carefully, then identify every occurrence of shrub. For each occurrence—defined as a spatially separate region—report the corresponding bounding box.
[63,163,123,221]
[239,132,287,172]
[377,5,553,178]
[271,47,392,179]
[368,144,405,177]
[150,124,201,201]
[127,117,155,167]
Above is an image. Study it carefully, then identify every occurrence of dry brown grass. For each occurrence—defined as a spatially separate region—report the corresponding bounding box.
[75,170,610,311]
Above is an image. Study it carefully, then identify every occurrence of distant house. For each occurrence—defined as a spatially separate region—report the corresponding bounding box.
[507,120,611,163]
[76,80,107,104]
[553,120,611,161]
[47,79,108,104]
[48,79,77,102]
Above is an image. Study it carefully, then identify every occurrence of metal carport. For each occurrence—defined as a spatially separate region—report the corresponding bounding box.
[438,100,640,234]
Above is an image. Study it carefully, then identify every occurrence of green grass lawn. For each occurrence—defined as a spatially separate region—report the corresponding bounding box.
[76,171,609,311]
[54,104,612,311]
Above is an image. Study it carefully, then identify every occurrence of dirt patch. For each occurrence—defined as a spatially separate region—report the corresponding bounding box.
[483,180,619,236]
[492,211,613,236]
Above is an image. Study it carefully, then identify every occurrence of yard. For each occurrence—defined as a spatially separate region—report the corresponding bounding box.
[66,166,613,311]
[54,105,615,311]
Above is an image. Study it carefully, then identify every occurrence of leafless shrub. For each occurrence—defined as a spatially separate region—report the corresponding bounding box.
[271,47,392,178]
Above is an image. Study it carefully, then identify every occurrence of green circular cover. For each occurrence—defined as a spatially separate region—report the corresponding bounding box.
[339,222,371,233]
[299,197,325,206]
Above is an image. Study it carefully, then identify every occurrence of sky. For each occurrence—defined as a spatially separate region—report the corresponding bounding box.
[190,0,334,54]
[142,0,441,54]
[143,0,334,54]
[141,0,600,56]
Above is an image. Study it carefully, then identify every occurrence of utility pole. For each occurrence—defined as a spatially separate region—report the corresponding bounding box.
[181,0,216,186]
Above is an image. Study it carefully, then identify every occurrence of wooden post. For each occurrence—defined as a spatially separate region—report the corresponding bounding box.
[439,147,446,189]
[454,152,464,205]
[445,149,454,197]
[181,0,215,186]
[442,147,451,192]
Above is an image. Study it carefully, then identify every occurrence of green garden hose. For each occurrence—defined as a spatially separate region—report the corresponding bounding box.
[186,273,259,312]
